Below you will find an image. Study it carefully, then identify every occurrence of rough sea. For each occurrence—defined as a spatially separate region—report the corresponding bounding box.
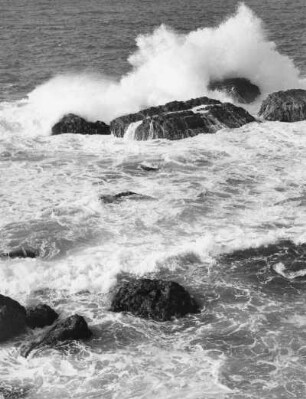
[1,0,306,398]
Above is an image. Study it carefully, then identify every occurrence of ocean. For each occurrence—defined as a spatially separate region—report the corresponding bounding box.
[0,0,306,398]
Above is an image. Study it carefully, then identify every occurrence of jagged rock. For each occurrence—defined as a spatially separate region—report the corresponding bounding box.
[110,96,255,140]
[0,295,26,342]
[208,77,261,104]
[110,279,200,321]
[258,89,306,122]
[52,113,110,135]
[26,304,59,329]
[0,246,38,259]
[100,191,153,203]
[0,384,30,399]
[21,314,92,357]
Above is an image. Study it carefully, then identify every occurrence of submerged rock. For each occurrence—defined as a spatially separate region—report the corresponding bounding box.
[100,191,153,203]
[21,314,92,357]
[0,295,26,342]
[110,96,255,140]
[26,304,58,329]
[258,89,306,122]
[0,246,38,259]
[52,113,110,135]
[208,77,261,104]
[110,278,200,321]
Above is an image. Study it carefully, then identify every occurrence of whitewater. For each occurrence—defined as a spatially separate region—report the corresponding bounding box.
[1,2,306,398]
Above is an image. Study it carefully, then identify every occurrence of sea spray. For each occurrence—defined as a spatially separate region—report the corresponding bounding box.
[0,3,305,138]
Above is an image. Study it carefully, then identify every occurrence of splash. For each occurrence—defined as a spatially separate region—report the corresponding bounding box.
[0,3,304,137]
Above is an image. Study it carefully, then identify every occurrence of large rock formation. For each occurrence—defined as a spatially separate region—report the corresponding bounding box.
[0,295,26,342]
[208,77,261,104]
[52,113,110,135]
[26,304,58,329]
[21,314,92,357]
[258,89,306,122]
[110,96,255,141]
[110,279,200,321]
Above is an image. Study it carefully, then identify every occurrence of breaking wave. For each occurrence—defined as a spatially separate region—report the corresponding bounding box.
[0,3,305,137]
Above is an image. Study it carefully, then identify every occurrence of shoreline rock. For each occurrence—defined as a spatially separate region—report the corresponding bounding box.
[110,278,200,321]
[258,89,306,122]
[110,96,255,141]
[52,114,110,135]
[208,77,261,104]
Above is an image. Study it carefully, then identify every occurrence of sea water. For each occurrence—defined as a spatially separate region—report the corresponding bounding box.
[1,1,306,398]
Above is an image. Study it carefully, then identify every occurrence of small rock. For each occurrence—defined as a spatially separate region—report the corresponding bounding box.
[0,247,38,259]
[110,278,200,321]
[0,295,26,342]
[100,191,153,203]
[208,77,261,104]
[26,304,59,329]
[52,113,110,135]
[21,314,92,357]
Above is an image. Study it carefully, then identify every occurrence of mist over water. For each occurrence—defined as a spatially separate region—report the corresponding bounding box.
[1,1,306,398]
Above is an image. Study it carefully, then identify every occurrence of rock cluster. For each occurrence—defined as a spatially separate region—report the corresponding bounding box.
[110,97,255,140]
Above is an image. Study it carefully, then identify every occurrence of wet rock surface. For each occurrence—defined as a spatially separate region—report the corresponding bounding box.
[219,240,306,294]
[0,295,26,342]
[208,77,261,104]
[110,96,255,140]
[0,246,39,259]
[26,304,59,329]
[258,89,306,122]
[21,314,92,357]
[100,191,153,203]
[110,278,200,321]
[52,113,110,135]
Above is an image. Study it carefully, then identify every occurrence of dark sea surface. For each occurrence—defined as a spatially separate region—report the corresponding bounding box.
[1,0,306,398]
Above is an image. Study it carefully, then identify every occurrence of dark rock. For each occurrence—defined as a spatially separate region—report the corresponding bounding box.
[52,113,110,135]
[0,295,26,342]
[258,89,306,122]
[0,384,30,399]
[26,304,59,329]
[0,246,38,259]
[110,278,200,321]
[21,314,92,357]
[110,96,255,141]
[208,77,261,104]
[100,191,153,203]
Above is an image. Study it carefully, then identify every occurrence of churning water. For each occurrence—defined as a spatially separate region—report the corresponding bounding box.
[1,0,306,398]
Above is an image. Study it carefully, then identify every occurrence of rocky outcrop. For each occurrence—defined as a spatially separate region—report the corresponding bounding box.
[208,77,261,104]
[258,89,306,122]
[0,246,39,259]
[0,295,26,342]
[110,96,255,140]
[100,191,153,204]
[21,314,92,357]
[26,304,58,329]
[52,113,110,135]
[110,279,200,321]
